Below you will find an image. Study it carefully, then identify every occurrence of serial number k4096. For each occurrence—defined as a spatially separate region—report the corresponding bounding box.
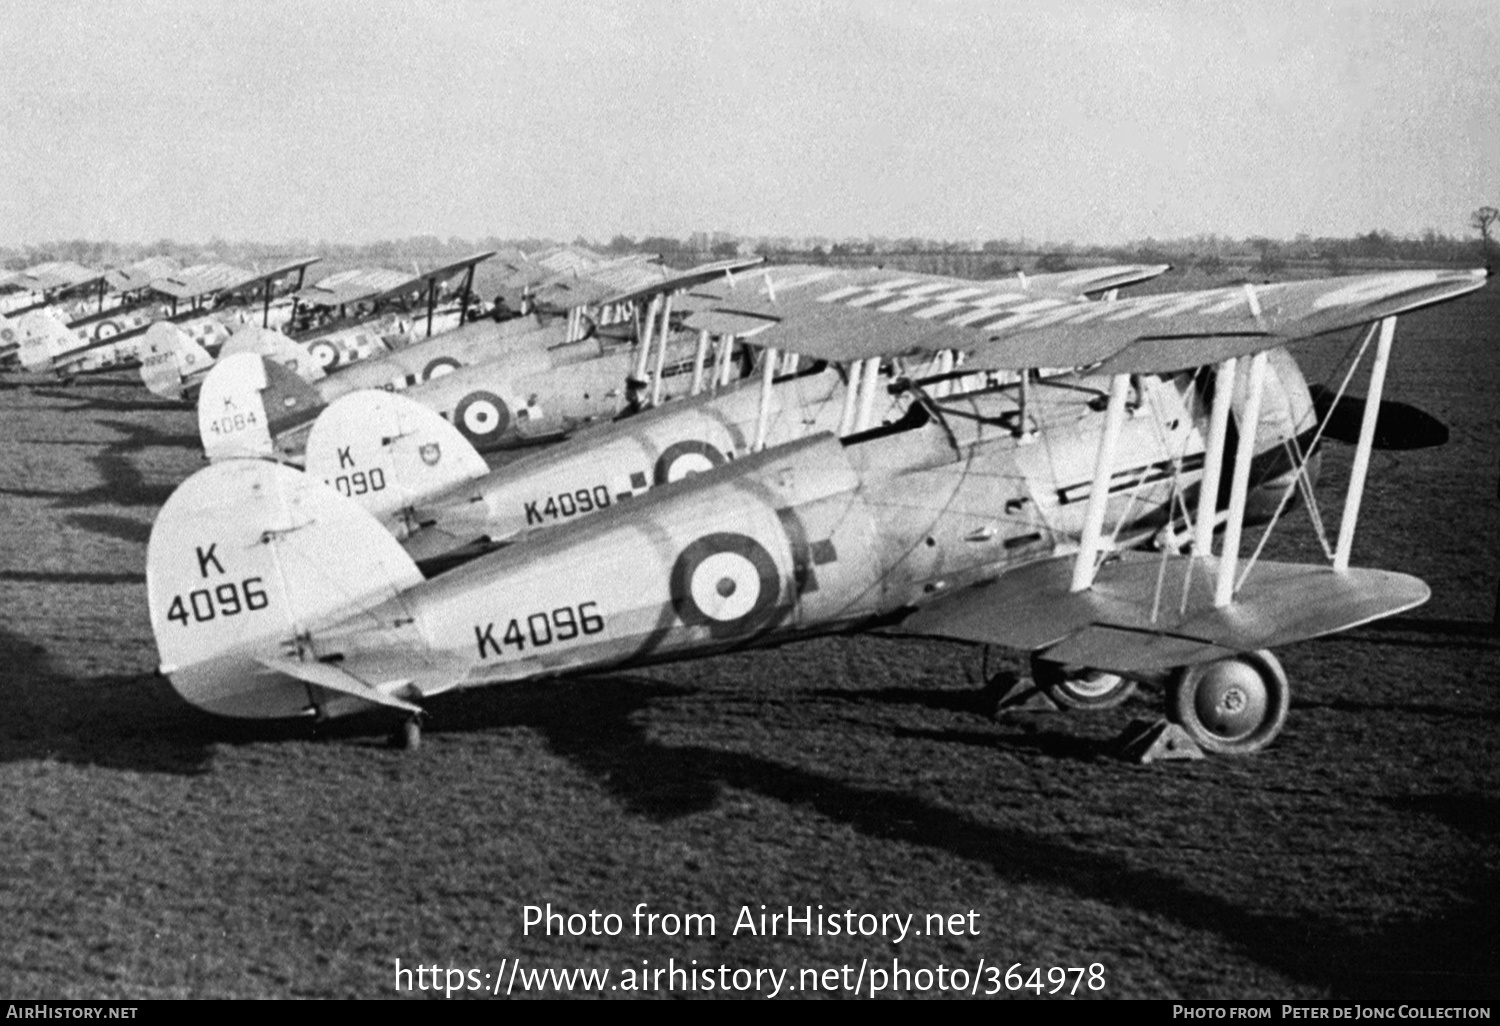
[166,576,269,626]
[474,603,605,659]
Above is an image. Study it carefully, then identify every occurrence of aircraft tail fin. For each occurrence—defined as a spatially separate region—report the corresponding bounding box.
[140,322,214,399]
[147,458,426,719]
[197,352,326,463]
[304,390,489,536]
[16,309,82,372]
[220,324,327,383]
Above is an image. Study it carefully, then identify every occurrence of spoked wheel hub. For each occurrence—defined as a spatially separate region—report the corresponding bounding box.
[1170,649,1290,754]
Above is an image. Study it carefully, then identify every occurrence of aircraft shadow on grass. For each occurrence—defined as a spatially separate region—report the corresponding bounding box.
[28,385,187,413]
[0,419,194,511]
[0,567,143,585]
[419,673,1496,999]
[4,633,1493,997]
[0,627,323,776]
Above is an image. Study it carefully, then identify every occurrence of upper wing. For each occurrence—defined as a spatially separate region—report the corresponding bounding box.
[105,256,181,294]
[296,267,420,308]
[678,261,1171,351]
[591,256,768,307]
[528,255,768,311]
[152,259,320,302]
[685,267,1487,372]
[410,251,496,288]
[7,261,106,295]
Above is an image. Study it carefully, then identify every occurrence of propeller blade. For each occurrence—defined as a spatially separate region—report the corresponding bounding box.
[1309,383,1449,450]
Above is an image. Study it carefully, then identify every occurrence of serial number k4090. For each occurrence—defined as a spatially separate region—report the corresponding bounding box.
[326,468,387,498]
[524,487,612,526]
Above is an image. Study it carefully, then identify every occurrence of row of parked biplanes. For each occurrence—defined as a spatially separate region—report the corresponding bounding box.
[4,243,1488,758]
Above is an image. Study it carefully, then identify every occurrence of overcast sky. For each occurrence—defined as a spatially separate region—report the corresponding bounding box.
[1,0,1495,246]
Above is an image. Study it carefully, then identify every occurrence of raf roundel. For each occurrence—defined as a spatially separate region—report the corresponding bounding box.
[309,340,341,369]
[653,440,727,485]
[453,390,511,445]
[670,532,783,639]
[423,356,462,381]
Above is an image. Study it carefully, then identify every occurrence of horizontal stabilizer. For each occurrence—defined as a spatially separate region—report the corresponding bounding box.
[900,552,1430,673]
[256,657,422,714]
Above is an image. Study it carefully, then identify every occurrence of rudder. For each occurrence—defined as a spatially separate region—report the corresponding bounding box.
[304,390,489,535]
[17,309,82,372]
[140,322,213,399]
[146,458,425,718]
[197,352,326,462]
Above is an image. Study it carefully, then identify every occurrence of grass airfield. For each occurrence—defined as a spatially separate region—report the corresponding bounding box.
[0,274,1496,999]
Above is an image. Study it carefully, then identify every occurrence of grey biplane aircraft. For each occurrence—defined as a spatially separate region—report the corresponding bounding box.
[144,265,1488,759]
[293,263,1176,559]
[190,255,774,461]
[139,253,495,400]
[0,260,111,318]
[0,258,168,366]
[287,252,496,367]
[19,257,321,379]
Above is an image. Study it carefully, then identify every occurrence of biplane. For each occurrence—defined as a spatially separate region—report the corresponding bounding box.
[147,265,1489,759]
[0,258,180,366]
[294,264,1173,557]
[0,260,111,319]
[18,257,322,379]
[189,255,772,462]
[138,253,495,400]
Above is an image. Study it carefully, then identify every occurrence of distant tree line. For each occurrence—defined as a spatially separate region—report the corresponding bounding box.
[5,216,1494,278]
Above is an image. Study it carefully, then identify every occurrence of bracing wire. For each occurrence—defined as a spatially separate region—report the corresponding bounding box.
[1235,322,1377,591]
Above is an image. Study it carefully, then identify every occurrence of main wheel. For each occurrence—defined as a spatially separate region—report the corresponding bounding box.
[1169,650,1289,754]
[1031,659,1138,710]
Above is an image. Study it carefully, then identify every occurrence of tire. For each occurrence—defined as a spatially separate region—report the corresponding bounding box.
[1169,649,1289,755]
[1032,659,1138,710]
